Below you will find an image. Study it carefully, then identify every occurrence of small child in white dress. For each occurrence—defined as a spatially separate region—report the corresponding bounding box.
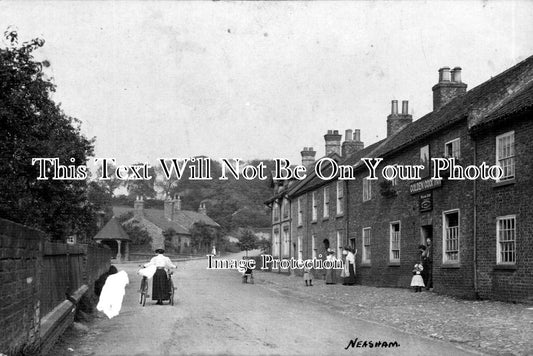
[410,263,425,292]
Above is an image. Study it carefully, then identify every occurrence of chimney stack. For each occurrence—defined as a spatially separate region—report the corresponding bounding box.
[174,195,182,212]
[387,100,413,137]
[301,147,316,168]
[198,202,207,215]
[164,197,174,221]
[342,128,364,157]
[324,130,342,156]
[432,66,467,111]
[134,196,144,219]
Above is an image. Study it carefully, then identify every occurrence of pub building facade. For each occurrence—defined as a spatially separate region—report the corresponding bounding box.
[267,55,533,302]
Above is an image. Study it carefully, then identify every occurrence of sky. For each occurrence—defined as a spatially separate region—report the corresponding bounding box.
[1,1,532,165]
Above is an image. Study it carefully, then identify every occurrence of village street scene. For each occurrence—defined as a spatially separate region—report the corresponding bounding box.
[1,1,533,356]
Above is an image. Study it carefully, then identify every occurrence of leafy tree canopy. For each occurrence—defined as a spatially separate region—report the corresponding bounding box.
[237,229,258,256]
[0,30,96,240]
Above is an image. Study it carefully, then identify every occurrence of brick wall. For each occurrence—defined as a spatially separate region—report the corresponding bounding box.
[0,218,113,355]
[474,113,533,303]
[296,180,346,279]
[347,120,478,299]
[0,218,43,355]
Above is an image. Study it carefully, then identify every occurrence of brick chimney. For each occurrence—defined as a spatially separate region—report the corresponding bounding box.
[164,197,174,221]
[198,202,207,215]
[324,130,342,156]
[342,129,364,157]
[301,147,316,168]
[174,195,182,212]
[432,66,467,111]
[387,100,413,137]
[134,196,144,219]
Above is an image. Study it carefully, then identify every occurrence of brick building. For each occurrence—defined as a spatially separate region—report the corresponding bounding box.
[266,130,365,274]
[266,56,533,302]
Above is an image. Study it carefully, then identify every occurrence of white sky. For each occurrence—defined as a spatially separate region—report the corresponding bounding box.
[1,1,532,165]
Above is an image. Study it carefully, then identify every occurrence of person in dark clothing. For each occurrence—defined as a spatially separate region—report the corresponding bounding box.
[144,249,176,304]
[423,238,433,290]
[94,265,118,297]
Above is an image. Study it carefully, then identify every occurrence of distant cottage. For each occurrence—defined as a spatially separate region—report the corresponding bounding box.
[114,196,220,254]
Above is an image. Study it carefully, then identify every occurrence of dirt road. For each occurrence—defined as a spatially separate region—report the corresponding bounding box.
[52,253,477,356]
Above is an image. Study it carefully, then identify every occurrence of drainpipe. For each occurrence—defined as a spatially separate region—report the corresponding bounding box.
[345,180,350,250]
[287,196,292,276]
[473,140,479,298]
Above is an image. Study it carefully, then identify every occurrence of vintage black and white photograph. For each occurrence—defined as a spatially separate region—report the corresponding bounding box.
[1,1,532,355]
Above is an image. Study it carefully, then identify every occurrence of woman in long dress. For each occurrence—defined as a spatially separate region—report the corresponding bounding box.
[325,249,336,284]
[343,247,356,285]
[144,249,176,305]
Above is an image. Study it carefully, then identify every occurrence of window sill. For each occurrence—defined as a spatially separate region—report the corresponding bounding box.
[493,179,515,188]
[336,213,344,219]
[311,220,317,224]
[360,262,371,267]
[441,263,461,269]
[494,264,516,271]
[322,217,329,222]
[388,262,401,267]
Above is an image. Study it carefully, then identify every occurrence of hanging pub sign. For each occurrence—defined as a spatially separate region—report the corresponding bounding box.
[409,177,442,194]
[419,192,433,212]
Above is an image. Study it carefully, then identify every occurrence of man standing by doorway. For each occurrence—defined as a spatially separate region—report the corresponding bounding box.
[423,238,433,290]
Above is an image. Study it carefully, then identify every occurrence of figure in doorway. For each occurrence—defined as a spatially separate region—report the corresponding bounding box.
[422,238,433,290]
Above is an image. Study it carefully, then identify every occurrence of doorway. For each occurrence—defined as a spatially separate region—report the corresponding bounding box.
[420,225,433,290]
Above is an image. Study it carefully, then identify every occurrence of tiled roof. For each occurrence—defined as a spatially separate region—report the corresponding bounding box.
[371,55,533,160]
[477,80,533,128]
[288,139,386,197]
[112,206,219,236]
[93,216,130,241]
[268,55,533,200]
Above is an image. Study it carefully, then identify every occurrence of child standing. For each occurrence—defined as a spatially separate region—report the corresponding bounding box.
[303,265,313,286]
[410,263,425,292]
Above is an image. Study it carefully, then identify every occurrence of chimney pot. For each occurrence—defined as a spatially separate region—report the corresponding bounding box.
[353,129,361,142]
[439,67,451,82]
[401,100,409,115]
[451,67,462,83]
[391,100,398,115]
[345,129,353,141]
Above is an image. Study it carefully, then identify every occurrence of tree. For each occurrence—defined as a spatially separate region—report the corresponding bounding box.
[190,221,219,254]
[85,181,114,238]
[237,229,258,257]
[126,163,156,199]
[122,222,151,245]
[95,161,123,197]
[0,31,95,240]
